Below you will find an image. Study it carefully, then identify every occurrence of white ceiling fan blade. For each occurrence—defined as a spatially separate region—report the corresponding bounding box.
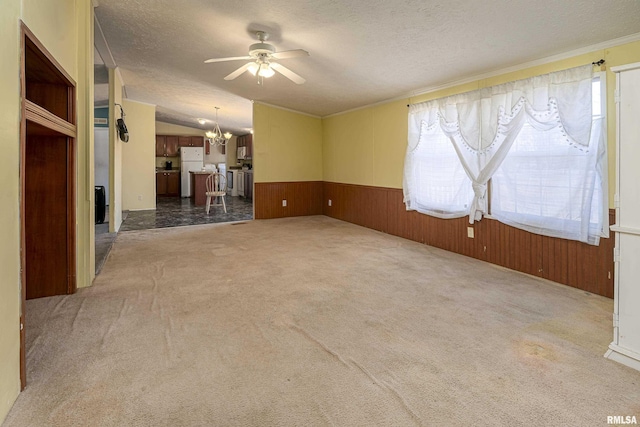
[204,56,251,64]
[224,63,252,80]
[270,63,305,84]
[272,49,309,60]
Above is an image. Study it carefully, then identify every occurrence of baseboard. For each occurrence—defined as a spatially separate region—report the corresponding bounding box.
[605,344,640,372]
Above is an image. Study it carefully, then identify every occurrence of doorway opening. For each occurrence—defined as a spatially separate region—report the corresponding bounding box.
[20,23,77,389]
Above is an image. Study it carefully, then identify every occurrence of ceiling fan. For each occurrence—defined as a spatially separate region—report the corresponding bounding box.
[204,31,309,84]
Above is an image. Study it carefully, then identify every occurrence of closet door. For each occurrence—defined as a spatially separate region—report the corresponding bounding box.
[607,62,640,371]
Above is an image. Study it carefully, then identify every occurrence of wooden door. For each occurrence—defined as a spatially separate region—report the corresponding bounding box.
[24,128,75,298]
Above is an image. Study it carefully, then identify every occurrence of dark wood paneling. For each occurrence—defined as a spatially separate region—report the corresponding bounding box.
[24,34,75,123]
[255,181,323,219]
[322,182,614,298]
[25,133,70,299]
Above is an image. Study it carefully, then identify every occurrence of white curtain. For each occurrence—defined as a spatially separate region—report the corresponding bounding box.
[403,65,608,244]
[403,110,474,218]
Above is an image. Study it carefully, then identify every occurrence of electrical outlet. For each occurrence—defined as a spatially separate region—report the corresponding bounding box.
[138,195,142,201]
[282,199,287,207]
[328,199,332,206]
[467,227,474,238]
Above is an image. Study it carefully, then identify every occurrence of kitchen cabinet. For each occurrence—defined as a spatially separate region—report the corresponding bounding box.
[236,170,253,200]
[166,136,180,156]
[179,136,204,148]
[155,135,166,156]
[237,134,253,159]
[156,135,180,157]
[245,171,253,201]
[205,140,227,156]
[156,171,180,196]
[190,171,209,206]
[191,136,204,147]
[167,172,180,195]
[237,171,245,197]
[156,135,202,156]
[245,134,252,159]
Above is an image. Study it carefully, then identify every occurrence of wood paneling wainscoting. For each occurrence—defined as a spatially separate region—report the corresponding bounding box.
[322,182,614,298]
[253,180,614,297]
[255,181,323,219]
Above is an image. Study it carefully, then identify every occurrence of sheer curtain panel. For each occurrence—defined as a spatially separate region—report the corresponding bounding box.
[404,65,608,244]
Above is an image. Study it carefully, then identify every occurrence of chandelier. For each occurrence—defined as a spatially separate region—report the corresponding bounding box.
[205,107,232,146]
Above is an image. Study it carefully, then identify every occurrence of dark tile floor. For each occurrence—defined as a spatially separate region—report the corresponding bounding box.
[119,196,253,232]
[95,197,253,274]
[95,205,117,275]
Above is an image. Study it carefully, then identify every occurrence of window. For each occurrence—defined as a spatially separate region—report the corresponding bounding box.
[404,66,608,245]
[490,76,607,244]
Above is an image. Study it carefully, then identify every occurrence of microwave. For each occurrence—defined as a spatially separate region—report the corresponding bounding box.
[237,146,246,160]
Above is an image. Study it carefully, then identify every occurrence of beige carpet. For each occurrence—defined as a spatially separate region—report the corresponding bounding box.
[4,216,640,426]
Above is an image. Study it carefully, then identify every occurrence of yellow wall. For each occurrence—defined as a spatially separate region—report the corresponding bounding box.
[109,68,124,231]
[122,100,156,210]
[323,41,640,205]
[21,0,77,78]
[0,0,95,422]
[75,0,95,289]
[323,100,408,188]
[0,0,23,421]
[155,121,204,136]
[224,135,238,168]
[253,103,322,183]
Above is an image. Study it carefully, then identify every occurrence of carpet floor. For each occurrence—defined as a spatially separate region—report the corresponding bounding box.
[4,216,640,426]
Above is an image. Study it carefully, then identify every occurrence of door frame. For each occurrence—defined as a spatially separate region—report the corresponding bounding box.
[19,22,77,390]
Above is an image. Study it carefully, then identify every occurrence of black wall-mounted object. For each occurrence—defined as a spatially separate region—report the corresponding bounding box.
[95,186,106,224]
[115,103,129,142]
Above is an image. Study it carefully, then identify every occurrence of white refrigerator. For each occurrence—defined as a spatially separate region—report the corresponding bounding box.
[180,147,203,197]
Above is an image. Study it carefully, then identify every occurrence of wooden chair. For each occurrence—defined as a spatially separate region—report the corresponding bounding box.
[205,172,227,214]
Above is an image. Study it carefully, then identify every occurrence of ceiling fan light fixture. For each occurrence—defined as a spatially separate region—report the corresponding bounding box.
[205,30,309,84]
[258,63,275,78]
[247,62,259,76]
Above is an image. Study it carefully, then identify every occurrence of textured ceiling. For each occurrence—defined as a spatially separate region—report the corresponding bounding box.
[94,0,640,134]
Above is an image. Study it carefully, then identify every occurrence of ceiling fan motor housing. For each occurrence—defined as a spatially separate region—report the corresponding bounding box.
[249,43,276,57]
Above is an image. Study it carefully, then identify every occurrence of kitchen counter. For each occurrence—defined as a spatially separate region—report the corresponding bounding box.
[156,169,180,173]
[189,171,212,206]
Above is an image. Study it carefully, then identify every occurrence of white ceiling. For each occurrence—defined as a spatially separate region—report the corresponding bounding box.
[93,0,640,135]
